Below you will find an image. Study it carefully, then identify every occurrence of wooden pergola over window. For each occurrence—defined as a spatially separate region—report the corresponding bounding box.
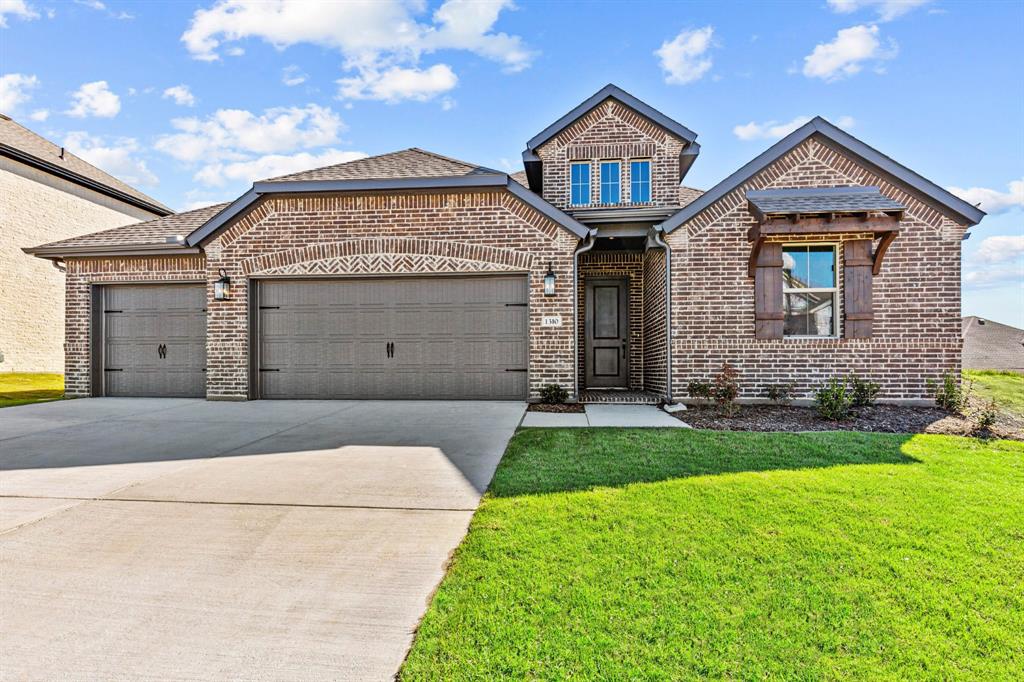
[744,187,905,339]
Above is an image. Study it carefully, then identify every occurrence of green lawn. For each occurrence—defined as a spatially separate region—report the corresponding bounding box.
[966,370,1024,418]
[0,373,65,408]
[401,429,1023,680]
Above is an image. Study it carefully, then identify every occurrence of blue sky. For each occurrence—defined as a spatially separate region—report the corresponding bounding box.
[2,0,1021,325]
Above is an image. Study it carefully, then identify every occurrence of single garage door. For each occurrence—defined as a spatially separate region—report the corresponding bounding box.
[256,276,528,400]
[100,284,206,397]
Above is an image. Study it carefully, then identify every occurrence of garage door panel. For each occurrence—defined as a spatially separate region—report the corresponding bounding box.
[102,285,206,398]
[257,276,527,400]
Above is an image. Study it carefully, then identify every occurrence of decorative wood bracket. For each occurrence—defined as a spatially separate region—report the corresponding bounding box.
[872,230,899,275]
[747,225,763,278]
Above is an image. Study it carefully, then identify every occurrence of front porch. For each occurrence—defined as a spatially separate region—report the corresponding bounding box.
[576,237,668,402]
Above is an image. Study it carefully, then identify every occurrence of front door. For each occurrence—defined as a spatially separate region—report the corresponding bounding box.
[585,278,629,388]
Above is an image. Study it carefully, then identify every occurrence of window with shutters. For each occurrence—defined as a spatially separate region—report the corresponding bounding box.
[782,244,838,337]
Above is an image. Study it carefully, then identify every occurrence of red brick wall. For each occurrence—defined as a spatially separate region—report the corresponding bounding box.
[642,248,668,397]
[577,251,645,390]
[667,137,966,402]
[536,98,686,211]
[62,255,206,397]
[205,189,579,399]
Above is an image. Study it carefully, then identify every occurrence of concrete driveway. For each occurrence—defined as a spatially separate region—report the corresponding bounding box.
[0,398,525,681]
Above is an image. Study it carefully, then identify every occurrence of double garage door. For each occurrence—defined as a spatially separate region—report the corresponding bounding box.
[96,276,528,400]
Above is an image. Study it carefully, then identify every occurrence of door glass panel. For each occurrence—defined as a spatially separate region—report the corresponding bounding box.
[593,286,619,338]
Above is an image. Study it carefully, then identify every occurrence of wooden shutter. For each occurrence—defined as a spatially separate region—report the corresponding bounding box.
[844,239,874,338]
[754,241,784,339]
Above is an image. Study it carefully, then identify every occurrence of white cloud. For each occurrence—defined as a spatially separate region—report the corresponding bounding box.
[66,80,121,117]
[282,65,307,87]
[802,24,897,81]
[181,0,532,102]
[194,148,368,186]
[337,64,457,103]
[74,0,105,9]
[733,114,856,141]
[827,0,930,21]
[963,263,1024,289]
[655,26,715,85]
[948,179,1024,215]
[162,84,196,107]
[0,0,40,27]
[155,104,345,163]
[28,108,48,121]
[973,235,1024,264]
[0,72,39,113]
[63,131,158,186]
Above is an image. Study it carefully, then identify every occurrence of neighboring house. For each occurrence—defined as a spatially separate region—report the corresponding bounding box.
[1,114,171,373]
[962,316,1024,371]
[26,84,985,402]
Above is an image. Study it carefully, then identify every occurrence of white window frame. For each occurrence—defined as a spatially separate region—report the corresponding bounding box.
[629,159,651,204]
[782,242,840,339]
[599,160,621,205]
[570,161,591,206]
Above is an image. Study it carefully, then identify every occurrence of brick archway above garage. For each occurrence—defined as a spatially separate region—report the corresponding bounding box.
[241,238,535,277]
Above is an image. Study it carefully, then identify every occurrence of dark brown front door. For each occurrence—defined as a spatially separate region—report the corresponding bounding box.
[585,278,629,388]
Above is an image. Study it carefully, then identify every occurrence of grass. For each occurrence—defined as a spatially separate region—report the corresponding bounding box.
[401,429,1024,680]
[0,373,64,408]
[965,370,1024,418]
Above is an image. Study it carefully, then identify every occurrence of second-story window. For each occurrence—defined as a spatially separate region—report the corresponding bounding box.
[570,162,591,206]
[630,160,651,203]
[600,161,621,204]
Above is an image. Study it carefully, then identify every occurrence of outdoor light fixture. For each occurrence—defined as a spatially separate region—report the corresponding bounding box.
[214,268,231,301]
[543,262,556,296]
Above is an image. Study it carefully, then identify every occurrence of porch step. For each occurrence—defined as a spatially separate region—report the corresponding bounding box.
[579,390,661,405]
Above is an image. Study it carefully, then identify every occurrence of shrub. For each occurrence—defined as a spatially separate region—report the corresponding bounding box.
[815,378,854,421]
[929,372,970,412]
[765,382,795,405]
[687,380,713,400]
[848,374,881,408]
[712,362,740,417]
[975,399,998,434]
[539,384,569,405]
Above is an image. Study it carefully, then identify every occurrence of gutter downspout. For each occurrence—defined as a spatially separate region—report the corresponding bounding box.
[648,225,672,401]
[573,229,598,400]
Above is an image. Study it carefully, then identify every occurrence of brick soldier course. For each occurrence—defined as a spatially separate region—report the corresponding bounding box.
[27,84,985,403]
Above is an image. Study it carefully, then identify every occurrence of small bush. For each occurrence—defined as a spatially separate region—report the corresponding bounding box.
[765,382,795,405]
[848,374,881,408]
[687,380,713,400]
[975,399,998,434]
[539,384,569,405]
[713,362,740,417]
[815,378,854,421]
[929,372,970,412]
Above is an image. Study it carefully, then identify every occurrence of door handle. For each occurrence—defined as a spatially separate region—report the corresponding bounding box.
[390,342,394,358]
[621,342,626,359]
[158,344,167,359]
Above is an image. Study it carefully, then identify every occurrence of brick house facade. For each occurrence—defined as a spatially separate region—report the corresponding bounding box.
[27,84,984,403]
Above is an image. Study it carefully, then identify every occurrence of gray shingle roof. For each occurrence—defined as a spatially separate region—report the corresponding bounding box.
[679,185,704,207]
[263,148,501,182]
[962,316,1024,371]
[747,187,905,219]
[0,114,172,215]
[26,202,229,253]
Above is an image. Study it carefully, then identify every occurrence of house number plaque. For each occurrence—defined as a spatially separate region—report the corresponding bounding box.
[541,315,562,327]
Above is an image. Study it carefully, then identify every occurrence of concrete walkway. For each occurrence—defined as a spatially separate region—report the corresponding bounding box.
[0,398,525,681]
[521,403,690,427]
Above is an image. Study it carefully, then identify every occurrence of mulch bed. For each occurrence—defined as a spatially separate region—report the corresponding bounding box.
[670,402,1022,441]
[528,402,586,413]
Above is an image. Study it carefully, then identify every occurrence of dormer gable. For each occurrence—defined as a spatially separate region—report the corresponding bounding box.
[521,84,700,214]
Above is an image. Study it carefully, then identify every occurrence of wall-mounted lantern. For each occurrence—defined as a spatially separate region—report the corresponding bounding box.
[543,262,556,296]
[214,268,231,301]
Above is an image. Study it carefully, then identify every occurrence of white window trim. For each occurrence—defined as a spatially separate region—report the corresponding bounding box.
[782,242,840,339]
[629,158,652,204]
[599,160,621,205]
[570,161,591,207]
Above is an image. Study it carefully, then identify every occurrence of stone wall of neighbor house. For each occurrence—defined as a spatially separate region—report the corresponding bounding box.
[204,189,580,400]
[666,136,966,402]
[576,250,645,391]
[62,255,207,397]
[642,247,668,398]
[0,157,159,373]
[535,98,687,211]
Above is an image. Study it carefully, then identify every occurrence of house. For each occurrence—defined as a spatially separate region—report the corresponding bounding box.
[1,115,171,373]
[25,84,985,402]
[962,316,1024,372]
